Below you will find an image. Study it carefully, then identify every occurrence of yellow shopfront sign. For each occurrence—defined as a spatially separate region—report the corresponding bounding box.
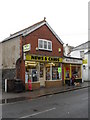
[83,59,87,64]
[26,54,62,62]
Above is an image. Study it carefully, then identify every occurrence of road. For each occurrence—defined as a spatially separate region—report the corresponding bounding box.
[2,88,88,119]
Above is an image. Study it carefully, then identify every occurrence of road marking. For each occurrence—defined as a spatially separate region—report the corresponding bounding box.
[19,107,56,119]
[68,112,69,114]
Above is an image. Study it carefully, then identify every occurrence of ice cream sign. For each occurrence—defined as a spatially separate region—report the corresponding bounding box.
[23,44,31,52]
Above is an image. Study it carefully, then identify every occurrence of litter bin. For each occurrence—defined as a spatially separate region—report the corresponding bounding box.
[7,79,15,92]
[14,79,25,92]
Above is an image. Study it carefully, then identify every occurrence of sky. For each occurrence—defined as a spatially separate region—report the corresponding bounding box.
[0,0,89,47]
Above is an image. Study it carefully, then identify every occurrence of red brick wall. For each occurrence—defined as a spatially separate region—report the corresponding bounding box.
[16,37,25,82]
[22,25,63,57]
[19,24,64,83]
[20,60,25,83]
[16,58,25,83]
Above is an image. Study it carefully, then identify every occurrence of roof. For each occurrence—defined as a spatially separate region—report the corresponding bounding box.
[2,19,64,44]
[72,41,90,51]
[64,55,82,60]
[84,50,90,54]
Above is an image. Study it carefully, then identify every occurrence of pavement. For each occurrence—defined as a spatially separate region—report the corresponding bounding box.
[1,81,90,104]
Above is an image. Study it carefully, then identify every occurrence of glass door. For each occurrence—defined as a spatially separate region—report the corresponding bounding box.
[39,63,45,87]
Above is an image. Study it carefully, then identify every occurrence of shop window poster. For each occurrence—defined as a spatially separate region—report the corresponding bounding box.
[25,72,28,83]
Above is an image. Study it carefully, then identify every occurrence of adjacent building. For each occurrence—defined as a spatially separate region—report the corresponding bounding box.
[70,41,90,82]
[64,44,74,56]
[63,56,82,85]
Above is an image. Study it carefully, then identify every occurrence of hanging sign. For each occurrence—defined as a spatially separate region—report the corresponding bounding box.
[23,44,31,52]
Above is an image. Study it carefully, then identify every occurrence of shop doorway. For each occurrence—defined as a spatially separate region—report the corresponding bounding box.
[39,63,45,87]
[26,69,38,82]
[31,69,38,82]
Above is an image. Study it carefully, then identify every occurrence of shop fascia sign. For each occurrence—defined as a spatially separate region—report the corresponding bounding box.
[25,54,62,62]
[63,58,82,64]
[23,44,31,52]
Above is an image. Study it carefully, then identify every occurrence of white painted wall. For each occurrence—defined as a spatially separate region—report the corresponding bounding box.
[64,45,70,56]
[2,37,20,69]
[70,50,80,58]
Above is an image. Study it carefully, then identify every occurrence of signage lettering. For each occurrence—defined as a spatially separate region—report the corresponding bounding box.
[63,58,82,64]
[26,55,62,62]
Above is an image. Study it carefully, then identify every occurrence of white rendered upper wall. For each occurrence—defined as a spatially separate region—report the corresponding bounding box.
[2,37,20,69]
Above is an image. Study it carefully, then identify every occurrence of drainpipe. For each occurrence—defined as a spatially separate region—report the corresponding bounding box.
[5,79,7,92]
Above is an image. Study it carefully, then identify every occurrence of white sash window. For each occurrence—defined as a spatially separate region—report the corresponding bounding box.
[38,39,52,51]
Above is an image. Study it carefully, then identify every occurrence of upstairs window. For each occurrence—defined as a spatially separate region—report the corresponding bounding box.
[44,41,47,49]
[48,41,52,50]
[39,40,43,49]
[38,39,52,51]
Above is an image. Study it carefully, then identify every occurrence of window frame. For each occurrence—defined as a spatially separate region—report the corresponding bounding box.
[38,39,52,51]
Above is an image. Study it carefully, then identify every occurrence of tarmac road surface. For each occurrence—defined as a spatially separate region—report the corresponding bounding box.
[2,87,88,119]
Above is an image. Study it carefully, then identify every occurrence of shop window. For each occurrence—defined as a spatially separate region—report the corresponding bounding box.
[40,63,44,78]
[25,62,39,82]
[52,67,57,80]
[46,67,50,80]
[71,66,81,78]
[32,69,38,82]
[46,63,61,80]
[38,39,52,51]
[66,71,69,78]
[65,66,70,79]
[52,67,60,80]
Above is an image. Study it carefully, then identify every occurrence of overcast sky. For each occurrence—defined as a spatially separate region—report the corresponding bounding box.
[0,0,89,47]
